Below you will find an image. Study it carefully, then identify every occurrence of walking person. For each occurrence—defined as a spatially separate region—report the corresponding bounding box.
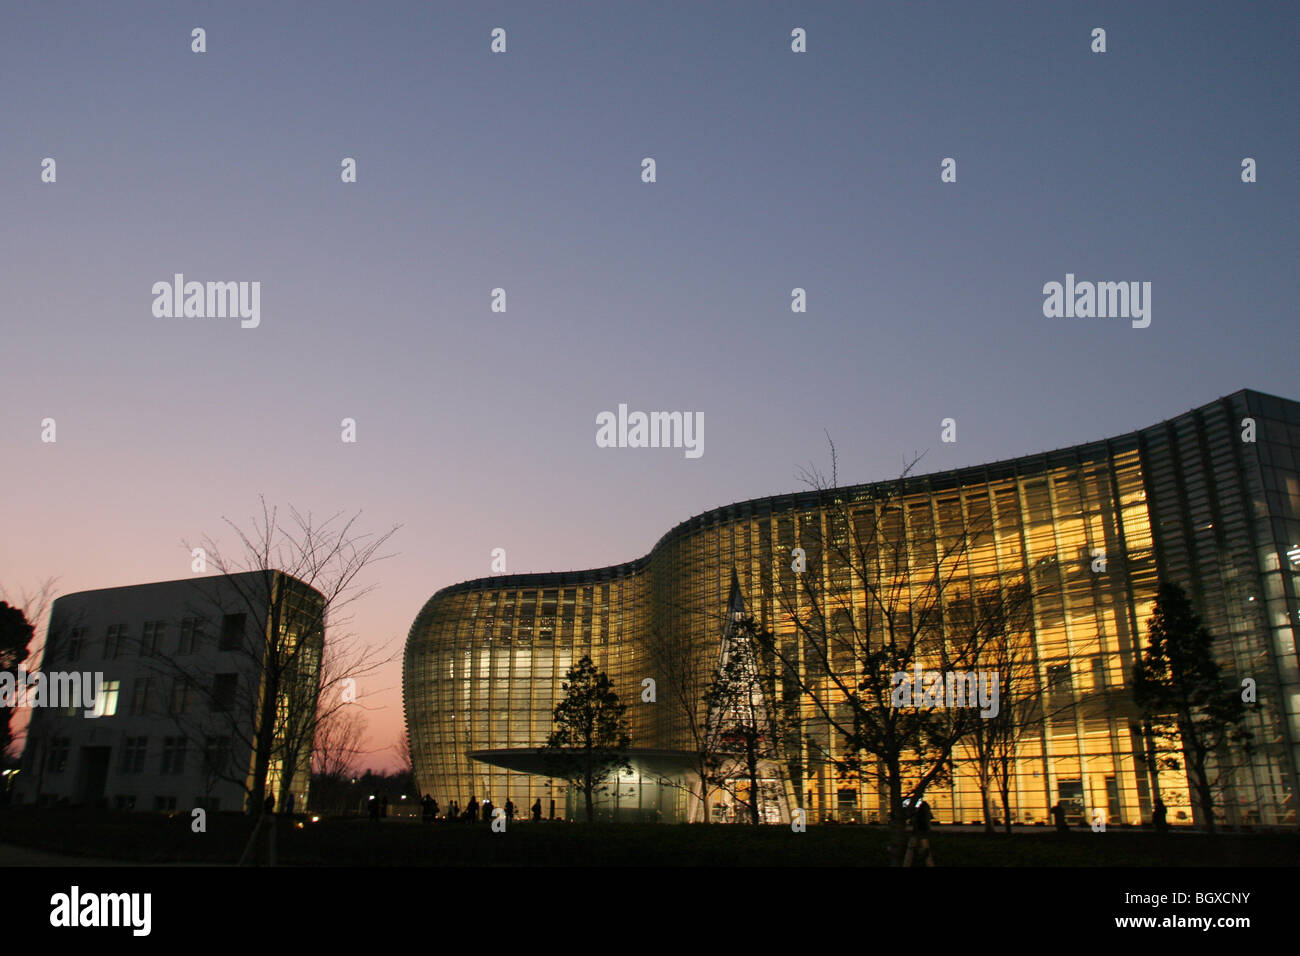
[1153,798,1168,834]
[531,798,542,822]
[465,795,479,823]
[1051,801,1069,833]
[504,799,515,824]
[903,796,935,867]
[482,797,494,824]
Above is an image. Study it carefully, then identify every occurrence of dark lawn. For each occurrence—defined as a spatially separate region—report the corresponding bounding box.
[0,809,1294,866]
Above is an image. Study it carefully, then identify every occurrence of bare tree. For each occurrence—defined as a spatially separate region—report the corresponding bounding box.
[315,708,368,780]
[147,498,398,814]
[271,614,398,813]
[311,706,368,813]
[643,580,746,823]
[955,594,1040,832]
[757,442,1034,863]
[392,729,414,779]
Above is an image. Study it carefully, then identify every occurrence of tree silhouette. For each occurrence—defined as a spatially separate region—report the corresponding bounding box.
[544,655,631,822]
[0,602,35,762]
[150,498,398,814]
[758,442,1035,863]
[1133,581,1254,833]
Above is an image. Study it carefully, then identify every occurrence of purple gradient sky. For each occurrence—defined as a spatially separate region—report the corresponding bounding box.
[3,1,1297,770]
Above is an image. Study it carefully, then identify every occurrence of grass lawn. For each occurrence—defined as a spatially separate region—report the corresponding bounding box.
[0,809,1295,866]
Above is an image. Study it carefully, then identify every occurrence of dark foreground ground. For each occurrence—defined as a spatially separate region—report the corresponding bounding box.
[1,809,1296,866]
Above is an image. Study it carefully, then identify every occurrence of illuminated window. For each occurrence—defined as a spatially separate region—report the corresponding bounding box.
[90,680,120,718]
[1046,664,1073,722]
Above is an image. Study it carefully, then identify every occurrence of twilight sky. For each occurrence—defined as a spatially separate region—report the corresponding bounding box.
[2,1,1296,770]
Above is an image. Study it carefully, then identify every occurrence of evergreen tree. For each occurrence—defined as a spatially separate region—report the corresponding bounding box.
[1133,582,1254,833]
[0,602,35,761]
[544,655,631,822]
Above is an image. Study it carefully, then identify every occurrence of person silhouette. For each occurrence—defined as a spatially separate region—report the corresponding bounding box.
[465,795,479,823]
[903,797,935,866]
[504,799,515,823]
[531,798,542,822]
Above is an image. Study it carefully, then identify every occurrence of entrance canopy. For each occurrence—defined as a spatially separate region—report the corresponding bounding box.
[467,747,698,777]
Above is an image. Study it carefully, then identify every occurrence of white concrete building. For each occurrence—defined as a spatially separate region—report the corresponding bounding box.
[13,571,324,814]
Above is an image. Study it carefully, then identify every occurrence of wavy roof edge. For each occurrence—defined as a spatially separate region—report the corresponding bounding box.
[412,387,1283,612]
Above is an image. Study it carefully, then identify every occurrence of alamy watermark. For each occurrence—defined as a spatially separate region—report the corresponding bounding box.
[595,404,703,459]
[890,665,1000,718]
[50,886,151,936]
[1042,273,1150,328]
[152,274,260,328]
[0,667,105,717]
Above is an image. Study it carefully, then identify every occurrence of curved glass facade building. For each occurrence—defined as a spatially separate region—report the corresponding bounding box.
[404,389,1300,826]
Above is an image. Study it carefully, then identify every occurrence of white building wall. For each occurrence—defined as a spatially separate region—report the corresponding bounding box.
[14,572,317,814]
